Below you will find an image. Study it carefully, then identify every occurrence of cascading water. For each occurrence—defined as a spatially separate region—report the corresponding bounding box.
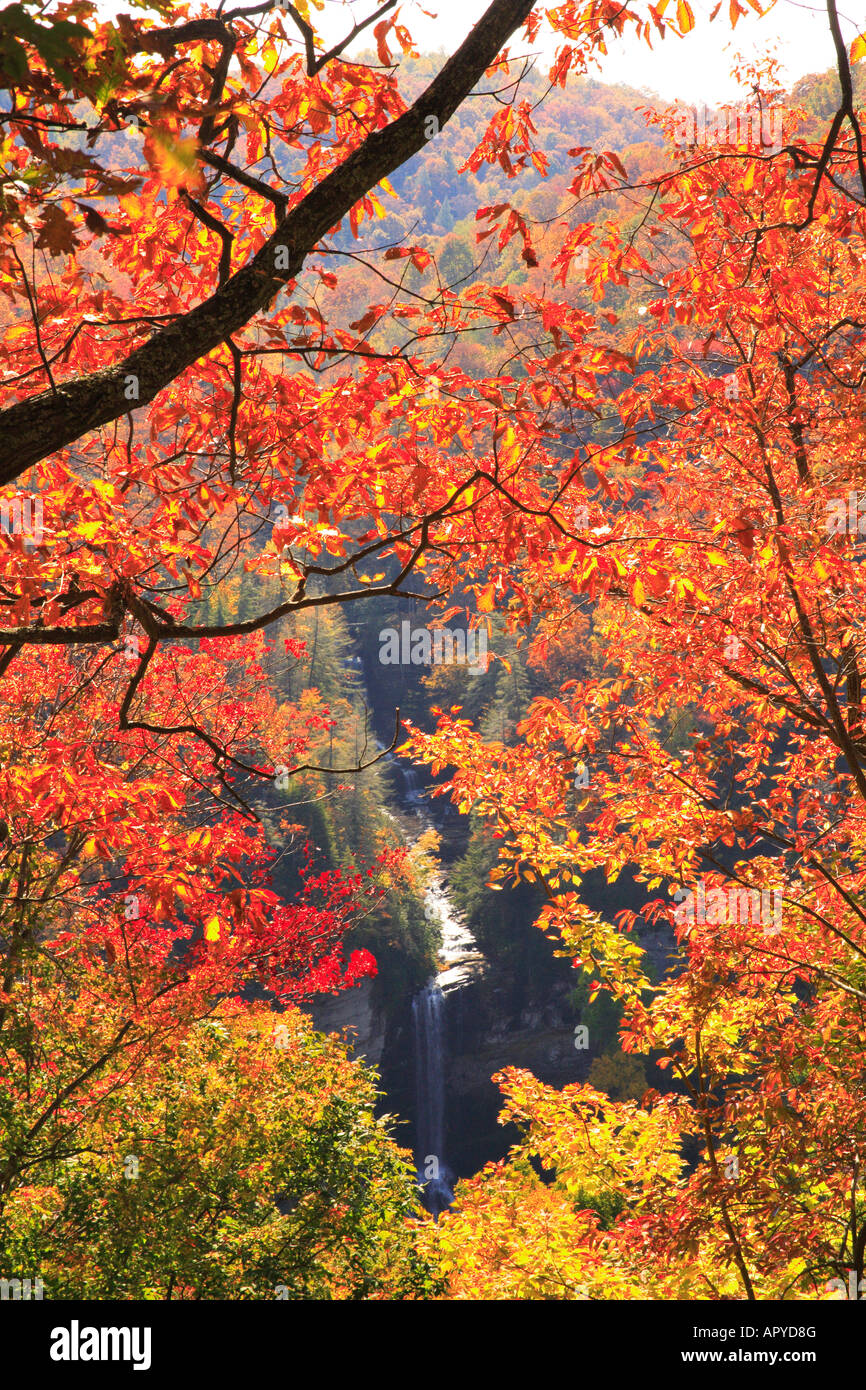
[412,981,455,1215]
[411,874,485,1215]
[378,744,485,1214]
[401,765,421,804]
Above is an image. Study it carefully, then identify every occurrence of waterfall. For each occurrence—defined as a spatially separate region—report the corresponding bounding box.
[412,981,455,1215]
[402,765,421,804]
[380,746,485,1214]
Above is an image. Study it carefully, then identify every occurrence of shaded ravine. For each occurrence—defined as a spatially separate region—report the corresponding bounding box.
[387,761,486,1213]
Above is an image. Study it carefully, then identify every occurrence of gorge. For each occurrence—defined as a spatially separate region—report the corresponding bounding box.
[309,752,645,1207]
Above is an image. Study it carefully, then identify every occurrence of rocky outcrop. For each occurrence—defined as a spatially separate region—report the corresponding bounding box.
[306,977,386,1066]
[441,977,592,1173]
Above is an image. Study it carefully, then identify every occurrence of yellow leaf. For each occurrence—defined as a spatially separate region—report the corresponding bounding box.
[204,915,221,942]
[499,425,520,470]
[850,33,866,63]
[146,131,204,193]
[553,548,578,576]
[633,578,646,605]
[119,193,143,220]
[706,550,728,566]
[676,0,695,32]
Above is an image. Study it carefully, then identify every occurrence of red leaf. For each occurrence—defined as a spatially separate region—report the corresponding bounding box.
[374,19,392,65]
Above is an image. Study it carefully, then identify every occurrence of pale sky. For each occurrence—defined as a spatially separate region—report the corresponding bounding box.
[97,0,864,106]
[335,0,861,104]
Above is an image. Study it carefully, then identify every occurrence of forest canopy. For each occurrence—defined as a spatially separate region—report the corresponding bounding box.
[2,0,866,1311]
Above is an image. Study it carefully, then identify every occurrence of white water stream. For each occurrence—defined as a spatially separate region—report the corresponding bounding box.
[384,756,485,1213]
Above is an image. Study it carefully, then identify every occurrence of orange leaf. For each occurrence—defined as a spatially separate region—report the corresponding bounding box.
[477,581,497,612]
[676,0,695,32]
[144,130,205,193]
[374,19,392,65]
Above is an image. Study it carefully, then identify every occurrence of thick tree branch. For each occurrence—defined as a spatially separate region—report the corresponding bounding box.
[0,0,537,483]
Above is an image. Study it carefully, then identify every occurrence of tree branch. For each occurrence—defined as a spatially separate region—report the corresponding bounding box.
[0,0,537,483]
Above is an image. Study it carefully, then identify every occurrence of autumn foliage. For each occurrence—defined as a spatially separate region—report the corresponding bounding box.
[2,0,866,1301]
[409,16,866,1299]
